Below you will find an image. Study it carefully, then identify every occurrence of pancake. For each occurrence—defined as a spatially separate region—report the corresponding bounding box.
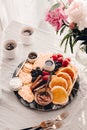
[51,86,68,105]
[57,72,72,94]
[56,67,75,81]
[49,77,68,90]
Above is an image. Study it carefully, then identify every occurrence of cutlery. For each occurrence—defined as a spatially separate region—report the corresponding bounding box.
[21,111,69,130]
[44,121,63,130]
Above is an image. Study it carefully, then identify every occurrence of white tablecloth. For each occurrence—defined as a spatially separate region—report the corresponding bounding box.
[0,21,87,130]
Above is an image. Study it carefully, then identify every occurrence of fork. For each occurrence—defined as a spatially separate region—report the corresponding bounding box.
[21,111,69,130]
[44,121,63,130]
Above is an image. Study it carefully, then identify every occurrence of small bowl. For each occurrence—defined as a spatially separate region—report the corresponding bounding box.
[43,59,55,72]
[35,90,53,106]
[27,52,38,63]
[9,77,22,91]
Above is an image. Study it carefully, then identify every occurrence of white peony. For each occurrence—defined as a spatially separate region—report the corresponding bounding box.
[66,0,87,30]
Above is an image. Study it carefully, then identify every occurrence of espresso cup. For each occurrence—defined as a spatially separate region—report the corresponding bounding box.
[21,26,34,46]
[2,40,17,59]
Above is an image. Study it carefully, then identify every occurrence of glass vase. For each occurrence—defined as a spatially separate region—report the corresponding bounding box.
[75,43,87,71]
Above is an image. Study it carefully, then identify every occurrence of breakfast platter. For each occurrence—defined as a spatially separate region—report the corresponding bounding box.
[10,52,79,111]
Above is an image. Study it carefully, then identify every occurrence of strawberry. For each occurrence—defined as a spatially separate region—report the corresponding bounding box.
[65,57,71,62]
[42,71,50,76]
[62,59,69,67]
[52,55,57,61]
[57,53,63,58]
[42,75,49,81]
[57,57,63,63]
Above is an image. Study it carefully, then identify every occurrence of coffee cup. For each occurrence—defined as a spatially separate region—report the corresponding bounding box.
[21,26,34,46]
[2,40,17,59]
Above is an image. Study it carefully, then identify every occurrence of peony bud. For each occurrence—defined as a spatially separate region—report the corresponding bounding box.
[69,22,75,30]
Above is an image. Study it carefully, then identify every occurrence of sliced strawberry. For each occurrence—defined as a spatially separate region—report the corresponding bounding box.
[62,59,69,67]
[57,57,63,63]
[42,71,50,76]
[52,55,57,61]
[42,75,49,81]
[57,53,63,58]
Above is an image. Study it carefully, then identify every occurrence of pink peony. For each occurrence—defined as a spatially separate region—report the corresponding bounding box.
[45,7,67,31]
[69,22,75,29]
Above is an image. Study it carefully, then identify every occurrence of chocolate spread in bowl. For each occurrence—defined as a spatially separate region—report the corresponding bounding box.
[35,91,52,106]
[28,52,37,59]
[23,30,33,36]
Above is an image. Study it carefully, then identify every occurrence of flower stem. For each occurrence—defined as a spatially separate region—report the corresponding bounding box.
[60,0,66,7]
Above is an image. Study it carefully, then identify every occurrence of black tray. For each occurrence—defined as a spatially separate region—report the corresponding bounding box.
[13,62,79,111]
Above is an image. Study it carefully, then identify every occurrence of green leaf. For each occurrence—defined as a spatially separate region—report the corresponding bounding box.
[50,3,60,11]
[72,38,78,47]
[69,36,73,53]
[60,33,70,47]
[60,25,66,35]
[64,37,69,53]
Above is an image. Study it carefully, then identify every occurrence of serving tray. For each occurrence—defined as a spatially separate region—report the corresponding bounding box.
[13,62,79,111]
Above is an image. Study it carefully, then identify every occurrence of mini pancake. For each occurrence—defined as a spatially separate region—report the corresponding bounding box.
[49,77,68,90]
[56,67,75,81]
[57,72,72,93]
[51,86,68,105]
[18,85,34,103]
[51,75,58,79]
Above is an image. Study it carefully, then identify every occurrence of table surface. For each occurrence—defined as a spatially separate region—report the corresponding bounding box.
[0,21,87,130]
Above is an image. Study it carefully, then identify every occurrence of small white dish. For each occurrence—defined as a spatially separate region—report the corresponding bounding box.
[43,59,55,72]
[2,40,17,59]
[9,77,22,91]
[21,26,34,46]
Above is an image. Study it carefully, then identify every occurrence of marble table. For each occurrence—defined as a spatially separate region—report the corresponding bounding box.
[0,21,87,130]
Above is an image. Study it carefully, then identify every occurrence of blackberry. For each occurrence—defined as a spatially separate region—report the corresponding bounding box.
[54,62,62,71]
[31,68,42,77]
[32,77,37,82]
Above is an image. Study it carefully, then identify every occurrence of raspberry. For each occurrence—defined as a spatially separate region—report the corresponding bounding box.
[65,57,71,62]
[52,55,57,61]
[62,59,69,67]
[42,71,50,76]
[57,57,63,63]
[57,53,63,58]
[42,75,49,81]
